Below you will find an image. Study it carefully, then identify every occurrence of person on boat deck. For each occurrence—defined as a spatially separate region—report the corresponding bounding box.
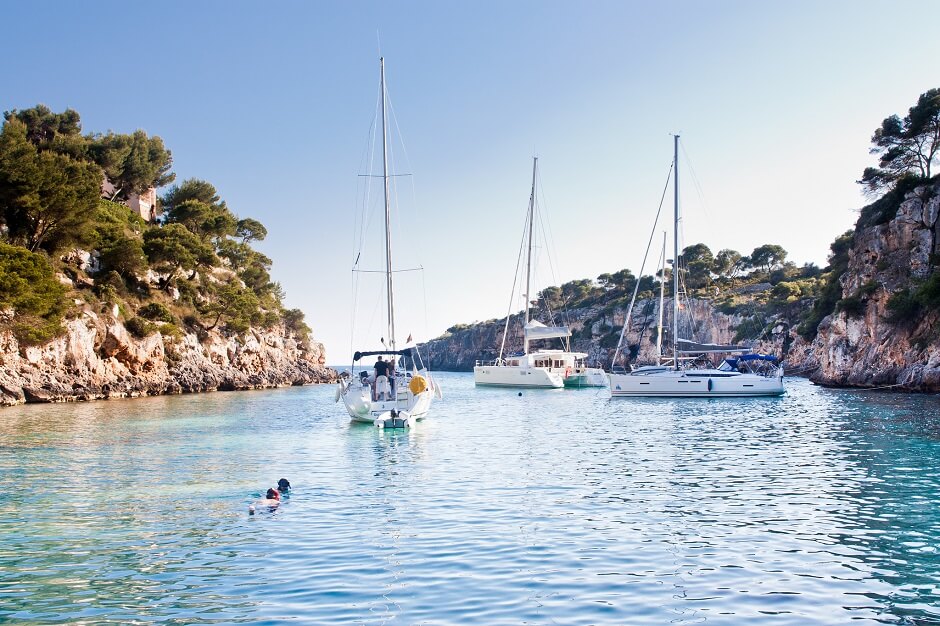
[388,359,397,398]
[374,356,390,401]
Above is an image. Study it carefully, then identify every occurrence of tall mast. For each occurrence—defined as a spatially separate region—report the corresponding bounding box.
[672,134,680,370]
[523,157,537,355]
[380,57,396,349]
[656,230,666,364]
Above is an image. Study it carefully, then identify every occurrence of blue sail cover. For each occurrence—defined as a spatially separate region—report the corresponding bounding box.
[740,354,778,362]
[721,354,778,370]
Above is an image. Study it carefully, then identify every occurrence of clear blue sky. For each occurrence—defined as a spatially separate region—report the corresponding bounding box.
[3,0,938,360]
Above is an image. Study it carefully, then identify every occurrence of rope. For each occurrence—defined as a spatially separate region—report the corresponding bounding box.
[611,159,674,367]
[498,206,531,361]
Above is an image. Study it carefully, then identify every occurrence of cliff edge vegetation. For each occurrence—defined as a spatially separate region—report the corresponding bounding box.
[0,105,334,405]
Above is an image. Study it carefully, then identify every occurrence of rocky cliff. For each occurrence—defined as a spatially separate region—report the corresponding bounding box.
[0,302,337,406]
[806,180,940,391]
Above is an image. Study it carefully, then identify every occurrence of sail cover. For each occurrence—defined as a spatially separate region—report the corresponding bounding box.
[676,338,750,354]
[524,320,571,340]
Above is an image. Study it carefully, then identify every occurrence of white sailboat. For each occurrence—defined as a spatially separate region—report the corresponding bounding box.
[336,58,440,426]
[474,158,604,388]
[608,136,785,398]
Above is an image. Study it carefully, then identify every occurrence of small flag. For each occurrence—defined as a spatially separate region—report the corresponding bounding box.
[406,333,413,343]
[380,337,386,346]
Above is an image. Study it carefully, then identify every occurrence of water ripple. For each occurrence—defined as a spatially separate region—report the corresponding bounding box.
[1,379,939,623]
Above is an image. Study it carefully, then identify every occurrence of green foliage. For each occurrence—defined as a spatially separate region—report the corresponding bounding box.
[200,280,261,332]
[282,308,311,343]
[886,288,921,323]
[770,281,802,304]
[682,243,715,289]
[749,244,788,273]
[236,218,267,243]
[733,315,766,343]
[798,230,854,340]
[834,280,879,318]
[859,88,940,194]
[0,119,102,253]
[138,302,175,323]
[143,223,216,290]
[3,105,84,156]
[835,296,866,317]
[94,201,148,280]
[0,243,67,345]
[161,179,236,242]
[125,317,157,338]
[88,130,174,198]
[857,174,926,228]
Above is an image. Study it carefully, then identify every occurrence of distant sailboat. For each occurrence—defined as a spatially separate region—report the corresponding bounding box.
[474,158,605,388]
[607,136,785,398]
[336,58,441,425]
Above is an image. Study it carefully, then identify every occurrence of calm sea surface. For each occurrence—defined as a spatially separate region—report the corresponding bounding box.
[1,374,939,625]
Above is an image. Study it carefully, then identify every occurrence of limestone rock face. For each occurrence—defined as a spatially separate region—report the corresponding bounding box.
[807,182,940,391]
[0,305,337,407]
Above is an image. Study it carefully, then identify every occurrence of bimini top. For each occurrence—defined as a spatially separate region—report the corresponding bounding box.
[524,320,571,340]
[722,354,779,365]
[352,348,413,361]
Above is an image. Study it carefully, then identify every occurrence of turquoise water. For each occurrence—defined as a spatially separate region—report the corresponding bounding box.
[1,375,939,624]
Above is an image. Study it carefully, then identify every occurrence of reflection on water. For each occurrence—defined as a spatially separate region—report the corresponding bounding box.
[1,379,939,624]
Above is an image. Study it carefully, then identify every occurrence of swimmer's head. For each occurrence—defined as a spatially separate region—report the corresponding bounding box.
[278,478,291,492]
[266,488,279,500]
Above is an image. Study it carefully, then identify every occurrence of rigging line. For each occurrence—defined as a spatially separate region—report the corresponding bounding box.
[679,140,716,250]
[611,159,674,367]
[354,110,377,262]
[420,265,431,366]
[385,88,428,281]
[498,205,531,361]
[534,171,564,323]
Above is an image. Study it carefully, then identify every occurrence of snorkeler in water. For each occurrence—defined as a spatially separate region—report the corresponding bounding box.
[248,487,281,515]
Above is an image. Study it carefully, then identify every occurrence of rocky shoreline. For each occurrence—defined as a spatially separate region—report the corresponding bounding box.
[0,303,337,407]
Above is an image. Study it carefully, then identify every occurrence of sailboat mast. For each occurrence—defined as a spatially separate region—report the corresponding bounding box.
[380,57,396,349]
[657,230,666,364]
[672,134,680,370]
[523,157,537,355]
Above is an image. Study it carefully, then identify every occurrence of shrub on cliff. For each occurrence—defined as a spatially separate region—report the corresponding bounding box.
[125,316,157,338]
[0,242,67,344]
[138,302,175,323]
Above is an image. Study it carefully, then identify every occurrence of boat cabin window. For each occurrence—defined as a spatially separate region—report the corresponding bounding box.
[509,360,519,367]
[535,359,549,368]
[553,360,564,368]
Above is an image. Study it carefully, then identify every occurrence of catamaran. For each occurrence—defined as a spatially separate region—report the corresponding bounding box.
[336,58,440,426]
[474,157,605,388]
[607,136,785,398]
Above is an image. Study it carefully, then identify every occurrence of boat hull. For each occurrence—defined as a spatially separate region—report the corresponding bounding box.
[608,370,785,397]
[473,365,564,388]
[339,373,435,422]
[563,368,608,388]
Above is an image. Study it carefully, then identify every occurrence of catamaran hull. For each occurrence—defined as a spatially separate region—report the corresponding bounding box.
[608,372,785,397]
[563,368,608,388]
[473,365,564,388]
